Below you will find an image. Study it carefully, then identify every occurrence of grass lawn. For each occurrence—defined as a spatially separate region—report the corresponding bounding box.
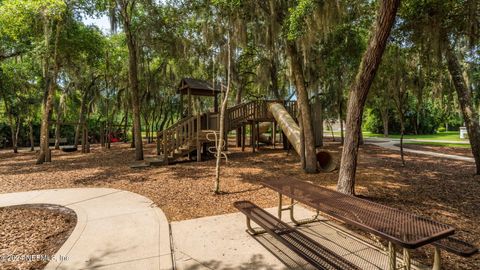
[364,131,467,141]
[328,131,467,142]
[404,141,471,148]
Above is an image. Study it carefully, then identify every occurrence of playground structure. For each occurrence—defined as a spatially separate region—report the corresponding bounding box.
[156,78,335,170]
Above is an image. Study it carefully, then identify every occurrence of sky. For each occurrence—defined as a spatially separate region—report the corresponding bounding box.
[82,15,111,34]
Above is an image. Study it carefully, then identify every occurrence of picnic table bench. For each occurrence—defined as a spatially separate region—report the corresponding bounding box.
[235,178,477,270]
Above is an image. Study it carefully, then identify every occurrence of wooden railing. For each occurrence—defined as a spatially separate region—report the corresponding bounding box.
[156,99,297,160]
[157,115,201,158]
[226,100,297,131]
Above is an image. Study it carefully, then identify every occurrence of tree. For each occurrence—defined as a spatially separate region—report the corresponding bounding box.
[401,0,480,174]
[337,0,401,195]
[116,0,144,161]
[214,33,231,194]
[283,0,321,173]
[286,42,317,173]
[0,0,68,163]
[444,41,480,174]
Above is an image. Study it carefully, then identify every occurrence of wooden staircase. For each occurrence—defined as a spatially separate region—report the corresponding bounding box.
[155,115,207,164]
[149,100,298,166]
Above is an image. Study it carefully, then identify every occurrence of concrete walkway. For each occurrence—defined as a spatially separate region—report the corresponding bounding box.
[171,206,426,270]
[0,188,172,270]
[367,138,474,162]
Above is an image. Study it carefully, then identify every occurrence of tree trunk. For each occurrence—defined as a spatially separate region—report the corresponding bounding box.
[75,86,90,148]
[130,125,135,148]
[298,114,306,169]
[445,41,480,174]
[381,109,389,137]
[339,118,344,144]
[286,42,317,173]
[54,106,62,150]
[121,3,144,161]
[214,34,232,194]
[124,109,129,143]
[8,116,19,154]
[399,113,405,166]
[37,22,61,164]
[235,82,243,147]
[358,127,364,145]
[29,121,35,151]
[337,0,400,195]
[159,110,169,131]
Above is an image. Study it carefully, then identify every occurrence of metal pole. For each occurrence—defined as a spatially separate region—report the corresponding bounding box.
[278,193,283,219]
[432,247,441,270]
[388,242,396,270]
[403,248,411,270]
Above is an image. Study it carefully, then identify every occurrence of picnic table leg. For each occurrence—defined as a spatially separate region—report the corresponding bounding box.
[403,248,411,270]
[388,242,396,270]
[288,198,320,226]
[278,193,283,219]
[245,216,266,235]
[432,246,441,270]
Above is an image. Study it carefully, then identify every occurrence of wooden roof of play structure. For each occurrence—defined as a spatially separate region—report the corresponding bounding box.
[177,78,221,96]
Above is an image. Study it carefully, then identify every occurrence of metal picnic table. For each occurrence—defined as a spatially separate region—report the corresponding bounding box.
[259,178,455,270]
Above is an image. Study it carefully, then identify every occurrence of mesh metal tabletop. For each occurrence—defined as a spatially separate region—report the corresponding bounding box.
[260,178,455,249]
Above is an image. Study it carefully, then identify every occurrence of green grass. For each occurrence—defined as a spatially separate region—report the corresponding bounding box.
[328,131,466,142]
[364,131,465,141]
[403,141,471,148]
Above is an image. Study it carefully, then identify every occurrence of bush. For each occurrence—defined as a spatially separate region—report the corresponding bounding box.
[363,108,384,134]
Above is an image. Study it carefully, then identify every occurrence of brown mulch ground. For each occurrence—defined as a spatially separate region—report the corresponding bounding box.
[0,142,479,269]
[402,144,473,157]
[0,205,76,270]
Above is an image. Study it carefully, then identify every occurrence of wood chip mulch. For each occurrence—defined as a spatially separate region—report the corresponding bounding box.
[0,205,76,270]
[0,142,479,269]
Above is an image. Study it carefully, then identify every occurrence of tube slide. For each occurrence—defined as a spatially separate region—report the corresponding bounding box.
[268,102,336,172]
[268,103,302,155]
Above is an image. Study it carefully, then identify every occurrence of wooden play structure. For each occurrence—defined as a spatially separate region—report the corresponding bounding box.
[157,78,296,164]
[156,78,307,165]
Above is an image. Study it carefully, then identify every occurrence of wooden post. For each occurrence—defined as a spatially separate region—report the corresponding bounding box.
[206,111,210,129]
[214,93,218,113]
[163,129,168,164]
[187,89,192,116]
[179,94,184,117]
[251,122,255,153]
[256,122,260,151]
[196,114,201,162]
[241,124,245,152]
[224,112,229,151]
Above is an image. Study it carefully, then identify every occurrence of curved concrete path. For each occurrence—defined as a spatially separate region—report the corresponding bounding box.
[0,188,173,270]
[368,139,474,162]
